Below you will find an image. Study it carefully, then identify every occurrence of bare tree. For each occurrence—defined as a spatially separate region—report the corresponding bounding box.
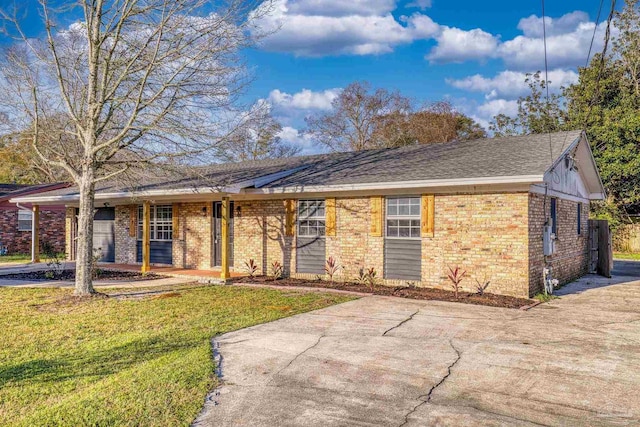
[0,0,272,295]
[219,101,300,162]
[305,81,411,151]
[306,82,486,151]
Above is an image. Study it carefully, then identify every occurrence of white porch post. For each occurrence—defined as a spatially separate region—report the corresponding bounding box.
[31,205,40,263]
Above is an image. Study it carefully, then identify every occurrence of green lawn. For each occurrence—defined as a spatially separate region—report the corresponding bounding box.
[613,252,640,260]
[0,285,354,426]
[0,254,31,264]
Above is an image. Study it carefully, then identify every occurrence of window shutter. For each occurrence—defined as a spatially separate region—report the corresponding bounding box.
[421,195,435,237]
[172,203,180,232]
[370,196,383,237]
[325,198,336,236]
[129,206,137,237]
[285,199,295,236]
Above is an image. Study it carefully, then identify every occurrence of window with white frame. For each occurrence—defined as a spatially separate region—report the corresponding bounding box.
[138,205,173,241]
[18,210,33,231]
[297,200,325,237]
[386,197,421,238]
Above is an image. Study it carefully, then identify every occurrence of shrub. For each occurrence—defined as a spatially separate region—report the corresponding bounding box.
[270,261,284,280]
[446,265,466,299]
[244,259,259,278]
[475,278,490,295]
[91,248,103,279]
[324,256,341,282]
[355,267,377,291]
[41,241,63,279]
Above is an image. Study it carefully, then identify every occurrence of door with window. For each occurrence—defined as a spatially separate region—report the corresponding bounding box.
[213,201,234,267]
[136,205,173,265]
[384,197,422,280]
[93,207,115,262]
[296,199,326,274]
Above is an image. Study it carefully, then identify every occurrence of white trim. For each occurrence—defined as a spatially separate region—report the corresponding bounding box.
[10,174,545,204]
[243,175,545,195]
[530,184,592,203]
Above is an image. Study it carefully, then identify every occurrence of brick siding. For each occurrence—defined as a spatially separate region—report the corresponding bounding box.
[528,193,590,295]
[100,192,590,298]
[0,207,65,255]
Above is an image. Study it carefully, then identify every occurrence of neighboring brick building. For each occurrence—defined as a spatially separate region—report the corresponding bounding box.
[12,131,606,298]
[0,183,69,255]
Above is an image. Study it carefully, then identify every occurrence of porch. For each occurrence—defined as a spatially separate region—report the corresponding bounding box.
[100,263,246,283]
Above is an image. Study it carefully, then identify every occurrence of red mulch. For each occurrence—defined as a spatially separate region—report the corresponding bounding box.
[230,276,533,309]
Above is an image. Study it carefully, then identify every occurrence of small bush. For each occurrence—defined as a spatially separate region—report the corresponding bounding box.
[244,259,259,277]
[270,261,284,280]
[475,278,490,295]
[355,267,377,291]
[446,265,466,299]
[324,256,341,282]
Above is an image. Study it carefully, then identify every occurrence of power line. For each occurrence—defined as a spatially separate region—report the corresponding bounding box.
[585,0,617,129]
[541,0,553,162]
[586,0,605,67]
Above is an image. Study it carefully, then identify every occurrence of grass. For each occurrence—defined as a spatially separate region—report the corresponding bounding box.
[0,254,31,264]
[613,252,640,260]
[533,292,559,303]
[0,285,354,426]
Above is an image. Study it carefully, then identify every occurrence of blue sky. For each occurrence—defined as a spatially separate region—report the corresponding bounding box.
[242,0,616,153]
[5,0,617,154]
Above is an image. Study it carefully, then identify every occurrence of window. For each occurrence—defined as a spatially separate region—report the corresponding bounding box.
[297,200,325,237]
[386,197,421,238]
[550,198,557,235]
[577,202,582,235]
[18,210,32,231]
[138,205,173,241]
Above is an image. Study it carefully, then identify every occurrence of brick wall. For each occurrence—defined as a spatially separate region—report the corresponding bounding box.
[528,193,590,295]
[0,207,65,255]
[106,193,590,298]
[114,205,137,264]
[234,200,296,276]
[421,193,530,298]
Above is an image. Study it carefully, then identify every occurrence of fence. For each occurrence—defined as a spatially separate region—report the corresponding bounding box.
[613,221,640,253]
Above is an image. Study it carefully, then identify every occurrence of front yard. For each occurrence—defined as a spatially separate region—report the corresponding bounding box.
[0,285,353,426]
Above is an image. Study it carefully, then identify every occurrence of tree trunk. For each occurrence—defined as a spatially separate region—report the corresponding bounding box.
[74,167,96,295]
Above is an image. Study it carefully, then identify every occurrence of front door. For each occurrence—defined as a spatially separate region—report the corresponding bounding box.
[213,201,234,267]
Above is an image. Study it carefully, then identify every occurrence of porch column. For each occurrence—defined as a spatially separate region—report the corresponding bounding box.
[220,196,230,280]
[31,205,40,263]
[142,201,151,273]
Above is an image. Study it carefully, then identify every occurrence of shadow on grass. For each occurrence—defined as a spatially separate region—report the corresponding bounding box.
[0,334,198,387]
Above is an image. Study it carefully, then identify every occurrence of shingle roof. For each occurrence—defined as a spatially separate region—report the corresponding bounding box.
[11,130,583,200]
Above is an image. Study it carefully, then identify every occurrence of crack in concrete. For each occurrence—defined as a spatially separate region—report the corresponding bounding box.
[383,310,419,336]
[398,340,461,427]
[267,334,325,385]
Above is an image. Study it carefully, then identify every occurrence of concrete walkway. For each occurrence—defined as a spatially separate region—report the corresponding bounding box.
[195,262,640,427]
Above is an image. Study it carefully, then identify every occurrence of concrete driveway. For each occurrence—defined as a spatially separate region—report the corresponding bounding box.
[195,262,640,427]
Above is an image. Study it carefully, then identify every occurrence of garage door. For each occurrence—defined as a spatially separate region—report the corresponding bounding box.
[93,208,115,262]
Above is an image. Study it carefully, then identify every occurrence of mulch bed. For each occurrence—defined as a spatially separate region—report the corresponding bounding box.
[1,269,167,282]
[231,276,533,309]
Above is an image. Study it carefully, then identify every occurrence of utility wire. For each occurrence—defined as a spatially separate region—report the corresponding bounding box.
[541,0,554,162]
[586,0,605,67]
[585,0,617,131]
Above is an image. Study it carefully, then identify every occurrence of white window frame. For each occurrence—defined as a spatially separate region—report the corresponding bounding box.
[297,199,326,238]
[138,205,173,241]
[17,210,33,232]
[385,196,421,239]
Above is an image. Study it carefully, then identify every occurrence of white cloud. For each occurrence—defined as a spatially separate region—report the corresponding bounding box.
[476,99,518,119]
[268,88,340,110]
[517,11,589,37]
[427,26,499,63]
[278,126,322,154]
[251,0,439,56]
[447,69,578,99]
[426,10,613,69]
[286,0,397,17]
[406,0,432,10]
